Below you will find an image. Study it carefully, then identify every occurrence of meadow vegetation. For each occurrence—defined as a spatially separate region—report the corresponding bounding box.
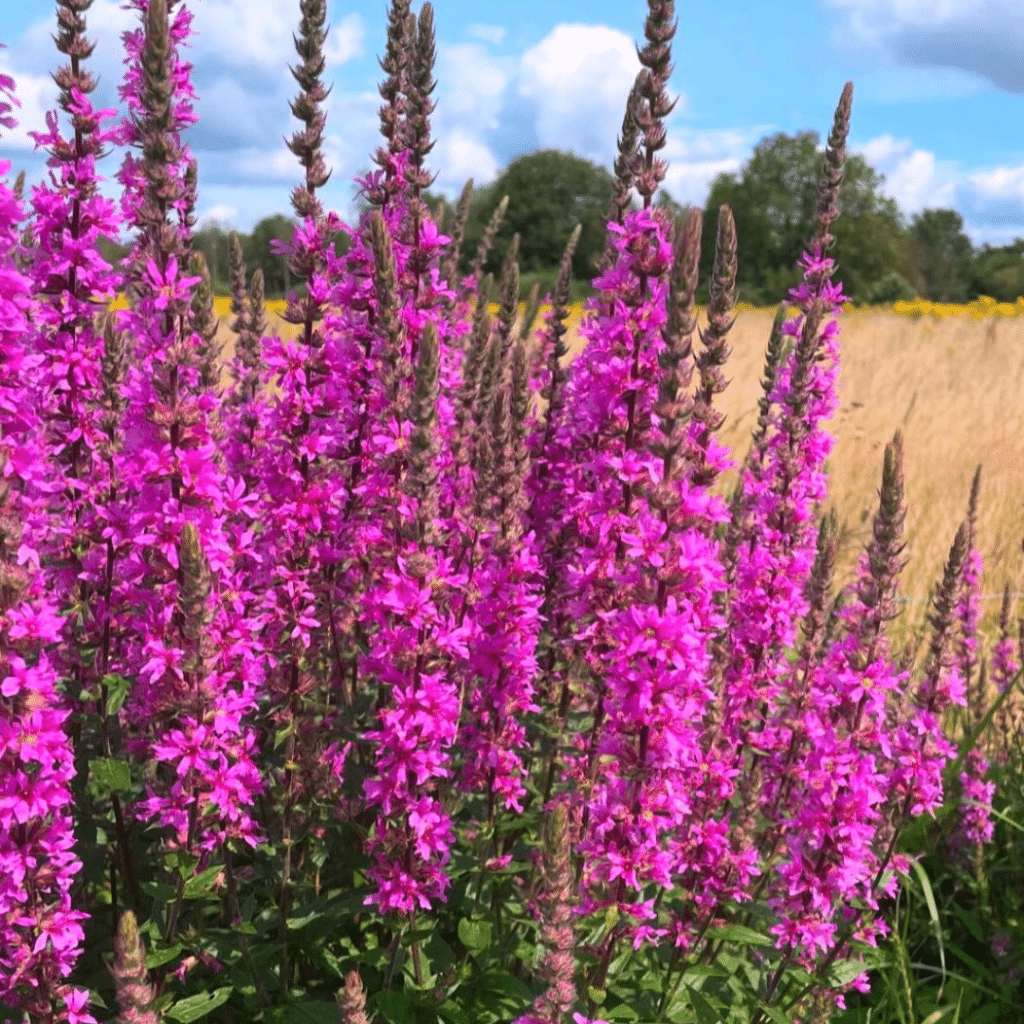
[4,1,1024,1023]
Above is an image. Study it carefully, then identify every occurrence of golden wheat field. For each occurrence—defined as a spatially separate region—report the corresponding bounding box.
[209,296,1024,647]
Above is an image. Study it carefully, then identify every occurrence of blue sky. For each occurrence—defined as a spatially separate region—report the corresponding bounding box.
[1,0,1023,246]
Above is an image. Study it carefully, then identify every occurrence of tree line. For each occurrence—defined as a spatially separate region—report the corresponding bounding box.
[95,133,1021,307]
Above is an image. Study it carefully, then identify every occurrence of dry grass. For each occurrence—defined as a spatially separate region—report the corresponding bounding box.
[709,308,1024,627]
[212,299,1024,641]
[552,306,1024,644]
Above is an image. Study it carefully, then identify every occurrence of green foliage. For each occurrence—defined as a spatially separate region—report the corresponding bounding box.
[864,272,919,305]
[459,149,616,282]
[700,129,904,305]
[93,215,354,301]
[970,239,1024,302]
[835,673,1024,1024]
[906,209,975,303]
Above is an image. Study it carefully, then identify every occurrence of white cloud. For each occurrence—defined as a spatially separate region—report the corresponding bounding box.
[434,132,500,192]
[198,203,239,227]
[467,24,506,46]
[0,49,58,152]
[436,43,510,128]
[828,0,1024,93]
[958,164,1024,237]
[516,24,644,160]
[659,127,766,206]
[856,134,958,213]
[850,134,1024,243]
[324,13,365,67]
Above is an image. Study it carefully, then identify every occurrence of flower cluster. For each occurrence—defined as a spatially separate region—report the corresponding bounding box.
[0,0,1006,1021]
[0,64,93,1024]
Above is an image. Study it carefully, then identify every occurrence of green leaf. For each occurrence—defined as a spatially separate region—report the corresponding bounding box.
[261,1002,340,1024]
[911,859,947,995]
[457,917,492,955]
[182,863,225,899]
[603,1004,640,1021]
[437,1001,473,1024]
[145,943,182,969]
[370,989,411,1024]
[949,905,985,945]
[920,1007,958,1024]
[685,985,722,1024]
[89,756,132,796]
[829,959,871,986]
[966,1005,1004,1024]
[101,673,132,715]
[757,1003,790,1024]
[165,987,233,1022]
[664,1001,697,1024]
[680,965,727,979]
[948,666,1022,776]
[707,924,773,948]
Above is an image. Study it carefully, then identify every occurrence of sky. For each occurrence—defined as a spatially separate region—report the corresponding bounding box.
[1,0,1023,247]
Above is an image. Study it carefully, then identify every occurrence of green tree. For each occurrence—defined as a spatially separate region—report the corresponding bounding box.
[246,214,298,298]
[461,149,615,283]
[907,208,974,303]
[192,221,232,294]
[701,130,904,305]
[970,238,1024,302]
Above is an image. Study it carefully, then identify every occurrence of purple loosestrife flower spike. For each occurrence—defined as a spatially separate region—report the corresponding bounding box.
[856,432,908,641]
[493,233,522,373]
[515,802,578,1024]
[814,83,853,254]
[371,0,413,204]
[529,224,582,458]
[633,0,678,207]
[509,339,531,480]
[1,100,92,1019]
[754,434,909,959]
[450,273,493,477]
[187,249,222,391]
[923,524,968,706]
[23,0,124,627]
[721,304,786,582]
[546,20,729,942]
[337,971,371,1024]
[472,236,520,458]
[117,0,195,281]
[797,507,839,665]
[285,0,332,214]
[720,82,852,705]
[958,466,983,721]
[404,4,438,200]
[227,230,248,336]
[648,207,699,484]
[948,468,992,857]
[440,177,473,300]
[112,0,265,864]
[992,585,1021,762]
[370,208,409,411]
[875,523,967,859]
[597,78,643,275]
[225,230,266,412]
[519,280,542,342]
[280,0,341,340]
[468,194,509,298]
[689,204,736,488]
[111,911,158,1024]
[406,320,441,547]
